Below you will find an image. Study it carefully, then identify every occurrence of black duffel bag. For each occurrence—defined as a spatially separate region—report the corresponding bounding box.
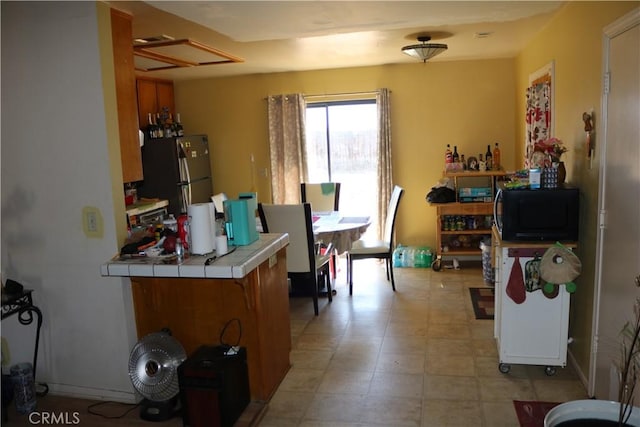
[426,186,456,204]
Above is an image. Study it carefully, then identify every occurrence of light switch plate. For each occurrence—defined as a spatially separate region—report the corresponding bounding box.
[82,206,104,238]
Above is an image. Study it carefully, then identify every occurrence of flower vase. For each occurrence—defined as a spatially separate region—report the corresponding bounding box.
[557,161,566,184]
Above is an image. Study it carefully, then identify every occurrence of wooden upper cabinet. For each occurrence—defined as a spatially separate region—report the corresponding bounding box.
[155,80,175,115]
[136,77,175,130]
[136,78,158,129]
[111,9,143,183]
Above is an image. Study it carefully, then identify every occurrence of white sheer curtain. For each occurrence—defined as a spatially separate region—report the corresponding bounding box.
[376,88,393,240]
[267,94,307,204]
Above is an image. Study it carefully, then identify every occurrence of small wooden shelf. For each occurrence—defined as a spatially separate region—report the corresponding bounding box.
[441,229,492,235]
[431,170,505,258]
[435,202,494,215]
[442,248,482,256]
[443,169,507,178]
[125,199,169,216]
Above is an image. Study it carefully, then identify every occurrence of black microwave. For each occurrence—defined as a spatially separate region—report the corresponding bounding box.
[494,185,579,242]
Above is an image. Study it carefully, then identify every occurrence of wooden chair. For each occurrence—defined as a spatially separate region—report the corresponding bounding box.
[346,185,404,295]
[258,202,333,315]
[300,182,341,212]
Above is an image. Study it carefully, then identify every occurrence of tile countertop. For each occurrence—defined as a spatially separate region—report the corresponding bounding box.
[101,233,289,279]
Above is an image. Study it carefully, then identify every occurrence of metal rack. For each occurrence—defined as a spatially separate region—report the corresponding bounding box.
[1,289,47,394]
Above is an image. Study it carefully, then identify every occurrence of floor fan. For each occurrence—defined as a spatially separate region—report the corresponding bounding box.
[128,329,187,421]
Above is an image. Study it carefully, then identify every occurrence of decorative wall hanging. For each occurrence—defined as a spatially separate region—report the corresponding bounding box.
[583,112,595,169]
[525,61,555,168]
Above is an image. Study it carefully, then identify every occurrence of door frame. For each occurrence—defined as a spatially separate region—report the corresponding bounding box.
[589,7,640,398]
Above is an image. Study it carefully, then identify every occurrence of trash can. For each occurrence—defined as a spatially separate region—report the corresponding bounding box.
[480,239,494,285]
[10,362,36,414]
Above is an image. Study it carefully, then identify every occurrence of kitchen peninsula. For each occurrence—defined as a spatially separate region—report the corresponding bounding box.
[102,233,291,401]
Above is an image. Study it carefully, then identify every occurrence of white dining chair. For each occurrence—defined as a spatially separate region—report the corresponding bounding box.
[300,182,341,212]
[258,202,333,315]
[346,185,404,295]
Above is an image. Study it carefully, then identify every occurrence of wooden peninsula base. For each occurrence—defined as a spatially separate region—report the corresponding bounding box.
[129,248,291,402]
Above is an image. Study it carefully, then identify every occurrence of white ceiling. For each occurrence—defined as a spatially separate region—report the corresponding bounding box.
[111,1,565,81]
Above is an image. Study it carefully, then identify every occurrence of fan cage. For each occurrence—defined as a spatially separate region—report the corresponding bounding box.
[128,332,186,402]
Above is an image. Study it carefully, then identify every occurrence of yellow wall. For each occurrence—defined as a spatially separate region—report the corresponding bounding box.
[175,59,515,248]
[516,1,638,386]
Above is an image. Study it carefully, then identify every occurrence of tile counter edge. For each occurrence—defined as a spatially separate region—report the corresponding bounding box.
[101,233,289,279]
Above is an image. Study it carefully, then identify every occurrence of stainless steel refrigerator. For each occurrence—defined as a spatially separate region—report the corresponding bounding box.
[138,135,212,216]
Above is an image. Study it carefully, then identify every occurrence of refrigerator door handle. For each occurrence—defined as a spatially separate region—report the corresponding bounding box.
[179,183,192,213]
[177,140,193,210]
[177,140,191,182]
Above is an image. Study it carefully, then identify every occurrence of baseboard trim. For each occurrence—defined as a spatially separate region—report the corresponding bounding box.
[567,348,591,397]
[45,383,138,403]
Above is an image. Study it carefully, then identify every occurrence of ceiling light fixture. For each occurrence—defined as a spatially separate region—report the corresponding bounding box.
[401,35,448,63]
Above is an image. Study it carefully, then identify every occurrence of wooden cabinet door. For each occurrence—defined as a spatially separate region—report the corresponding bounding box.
[136,78,158,130]
[111,9,142,183]
[155,80,175,115]
[136,77,174,130]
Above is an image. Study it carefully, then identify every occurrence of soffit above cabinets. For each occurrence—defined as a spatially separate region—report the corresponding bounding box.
[133,38,244,72]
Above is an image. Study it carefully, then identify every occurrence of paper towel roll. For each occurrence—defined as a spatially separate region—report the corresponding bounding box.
[188,203,215,254]
[215,235,228,255]
[208,202,217,234]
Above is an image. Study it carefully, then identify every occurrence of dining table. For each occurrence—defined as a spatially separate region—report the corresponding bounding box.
[312,211,372,255]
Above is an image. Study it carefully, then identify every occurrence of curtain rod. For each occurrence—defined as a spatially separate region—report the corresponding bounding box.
[303,90,382,99]
[264,89,388,101]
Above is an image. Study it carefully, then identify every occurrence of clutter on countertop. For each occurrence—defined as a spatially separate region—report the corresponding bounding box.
[120,226,179,256]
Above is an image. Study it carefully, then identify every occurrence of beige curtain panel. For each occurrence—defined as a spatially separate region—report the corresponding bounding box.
[376,88,393,240]
[267,93,307,204]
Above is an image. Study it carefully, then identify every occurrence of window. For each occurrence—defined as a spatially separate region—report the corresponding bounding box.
[305,100,379,234]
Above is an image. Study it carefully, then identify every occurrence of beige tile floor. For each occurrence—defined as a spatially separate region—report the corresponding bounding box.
[259,258,588,427]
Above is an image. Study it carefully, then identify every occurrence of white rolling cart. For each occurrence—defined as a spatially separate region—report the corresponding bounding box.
[493,227,576,376]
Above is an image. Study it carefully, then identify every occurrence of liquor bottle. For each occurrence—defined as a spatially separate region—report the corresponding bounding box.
[175,113,184,137]
[493,143,501,170]
[165,114,175,138]
[485,145,493,170]
[445,144,453,164]
[155,113,164,138]
[452,146,460,163]
[146,113,157,139]
[460,154,466,170]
